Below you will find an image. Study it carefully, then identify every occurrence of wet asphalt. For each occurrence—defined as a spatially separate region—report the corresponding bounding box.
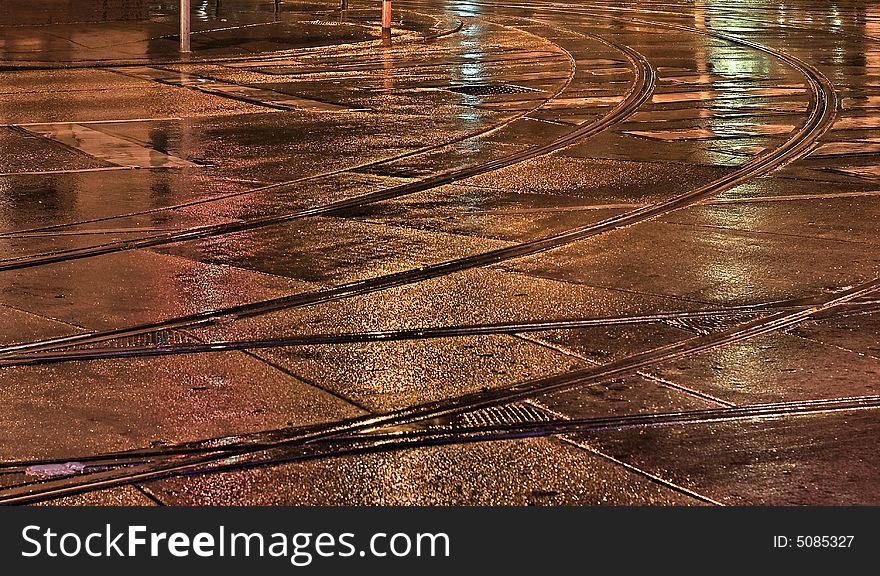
[1,0,879,505]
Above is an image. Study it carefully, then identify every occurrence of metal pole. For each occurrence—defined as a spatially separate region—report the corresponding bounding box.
[180,0,191,53]
[381,0,392,31]
[381,0,392,45]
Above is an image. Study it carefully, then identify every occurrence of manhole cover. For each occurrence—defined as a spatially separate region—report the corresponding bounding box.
[445,84,539,96]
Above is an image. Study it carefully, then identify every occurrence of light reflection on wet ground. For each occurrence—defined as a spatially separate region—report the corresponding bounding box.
[0,0,879,505]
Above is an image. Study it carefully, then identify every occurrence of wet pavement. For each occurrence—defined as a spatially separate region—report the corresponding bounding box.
[0,0,879,506]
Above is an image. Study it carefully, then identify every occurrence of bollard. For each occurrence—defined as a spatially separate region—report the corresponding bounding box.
[381,0,392,44]
[180,0,191,53]
[381,0,392,31]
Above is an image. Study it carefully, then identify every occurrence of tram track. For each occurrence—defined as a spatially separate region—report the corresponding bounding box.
[0,29,659,357]
[0,8,465,72]
[0,13,835,360]
[3,296,879,369]
[0,34,646,273]
[2,385,878,504]
[3,263,877,504]
[9,396,880,478]
[0,20,571,240]
[1,3,869,506]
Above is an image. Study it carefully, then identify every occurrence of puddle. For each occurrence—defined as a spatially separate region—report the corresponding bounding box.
[830,164,880,179]
[814,140,880,156]
[625,127,716,140]
[833,116,880,130]
[585,67,632,76]
[23,123,197,169]
[661,74,716,85]
[651,90,715,104]
[116,66,350,112]
[25,462,87,477]
[546,96,623,107]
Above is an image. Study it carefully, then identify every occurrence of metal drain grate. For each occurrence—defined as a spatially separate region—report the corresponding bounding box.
[445,83,539,96]
[70,330,190,350]
[665,315,752,336]
[456,402,553,428]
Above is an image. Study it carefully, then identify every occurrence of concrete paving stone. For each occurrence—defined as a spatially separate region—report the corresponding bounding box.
[0,249,312,330]
[501,219,880,306]
[534,371,722,422]
[650,331,880,404]
[0,172,263,233]
[791,310,880,360]
[0,351,362,460]
[188,267,705,342]
[0,127,113,173]
[34,486,158,506]
[145,437,702,505]
[2,0,880,506]
[0,78,270,124]
[351,192,629,243]
[461,154,736,204]
[174,173,415,223]
[158,215,513,285]
[574,410,880,505]
[661,195,880,246]
[251,333,580,412]
[528,322,694,365]
[0,304,82,345]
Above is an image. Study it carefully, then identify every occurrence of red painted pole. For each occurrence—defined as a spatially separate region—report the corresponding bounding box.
[381,0,392,31]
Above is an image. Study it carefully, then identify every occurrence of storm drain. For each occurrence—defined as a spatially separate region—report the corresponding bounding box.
[665,314,754,336]
[455,402,553,428]
[445,83,539,96]
[69,330,191,350]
